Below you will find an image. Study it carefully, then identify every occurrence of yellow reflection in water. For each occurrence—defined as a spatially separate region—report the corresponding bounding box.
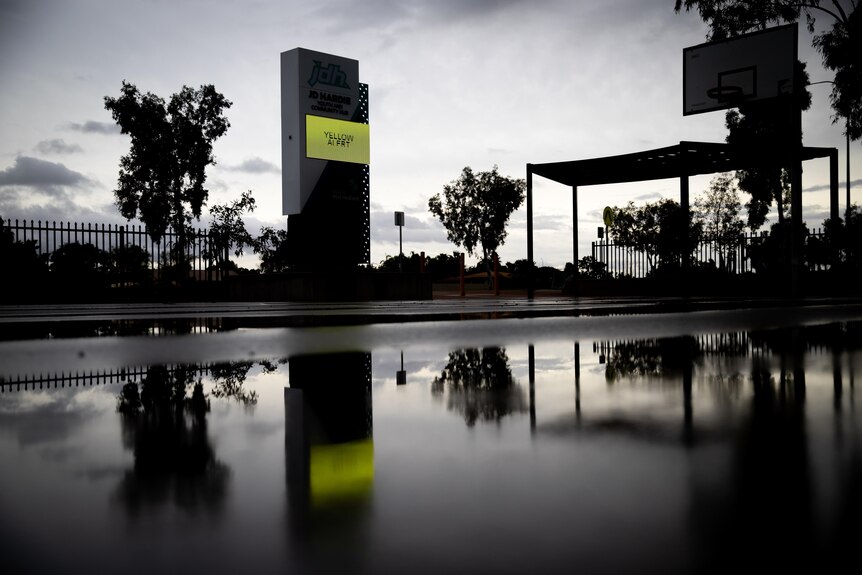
[309,438,374,509]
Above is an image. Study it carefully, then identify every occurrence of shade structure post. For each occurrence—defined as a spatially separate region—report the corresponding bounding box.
[526,165,534,300]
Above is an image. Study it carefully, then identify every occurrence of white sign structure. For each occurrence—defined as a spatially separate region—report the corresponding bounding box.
[683,23,797,116]
[281,48,368,215]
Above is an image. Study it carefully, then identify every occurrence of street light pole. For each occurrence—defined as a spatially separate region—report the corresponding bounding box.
[394,211,405,272]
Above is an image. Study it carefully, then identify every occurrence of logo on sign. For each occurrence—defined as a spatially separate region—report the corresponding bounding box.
[308,60,350,89]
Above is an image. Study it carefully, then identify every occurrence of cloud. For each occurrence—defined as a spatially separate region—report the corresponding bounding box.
[68,120,121,135]
[34,139,83,155]
[804,179,862,193]
[0,156,91,188]
[224,157,280,174]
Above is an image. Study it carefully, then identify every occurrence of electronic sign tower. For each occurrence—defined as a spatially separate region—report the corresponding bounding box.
[281,48,370,268]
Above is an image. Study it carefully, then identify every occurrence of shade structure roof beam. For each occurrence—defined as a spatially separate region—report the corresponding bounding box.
[530,141,837,187]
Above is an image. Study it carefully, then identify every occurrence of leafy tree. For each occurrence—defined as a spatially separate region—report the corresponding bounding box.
[376,251,425,273]
[108,244,151,286]
[254,226,290,274]
[724,61,812,229]
[577,255,612,279]
[609,199,703,275]
[104,81,232,273]
[207,190,256,273]
[425,252,461,280]
[431,347,526,427]
[428,165,525,286]
[820,204,862,270]
[694,173,746,270]
[748,220,810,274]
[1,216,48,278]
[50,242,111,288]
[674,0,860,141]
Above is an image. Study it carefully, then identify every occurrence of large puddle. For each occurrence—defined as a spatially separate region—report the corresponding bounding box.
[2,309,861,573]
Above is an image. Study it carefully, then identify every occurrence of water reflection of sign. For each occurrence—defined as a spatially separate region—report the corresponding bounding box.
[306,115,370,164]
[309,439,374,508]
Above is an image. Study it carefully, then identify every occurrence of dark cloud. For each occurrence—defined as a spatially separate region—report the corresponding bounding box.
[224,157,280,174]
[311,0,533,33]
[804,179,862,193]
[34,139,83,155]
[0,194,126,226]
[0,156,91,188]
[68,120,121,135]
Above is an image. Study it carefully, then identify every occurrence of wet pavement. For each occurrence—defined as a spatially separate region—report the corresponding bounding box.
[2,293,861,326]
[2,294,862,380]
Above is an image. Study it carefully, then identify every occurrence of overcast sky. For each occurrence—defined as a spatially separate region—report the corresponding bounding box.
[1,0,858,268]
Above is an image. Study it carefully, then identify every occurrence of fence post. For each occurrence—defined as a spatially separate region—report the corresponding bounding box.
[119,226,128,286]
[494,253,500,296]
[459,253,465,297]
[223,241,229,281]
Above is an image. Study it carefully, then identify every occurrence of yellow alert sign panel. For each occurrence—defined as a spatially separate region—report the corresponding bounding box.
[306,115,370,165]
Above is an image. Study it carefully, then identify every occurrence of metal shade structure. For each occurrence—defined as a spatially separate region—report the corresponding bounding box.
[525,140,840,297]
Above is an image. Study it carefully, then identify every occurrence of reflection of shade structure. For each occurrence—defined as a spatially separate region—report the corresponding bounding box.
[285,352,373,529]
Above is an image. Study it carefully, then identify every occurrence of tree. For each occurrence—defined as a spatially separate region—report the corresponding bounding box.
[254,226,291,274]
[577,255,612,279]
[428,165,525,286]
[609,199,703,275]
[50,242,111,289]
[431,347,527,427]
[104,81,232,272]
[674,0,860,141]
[820,204,862,270]
[694,173,746,270]
[207,190,256,273]
[724,62,812,229]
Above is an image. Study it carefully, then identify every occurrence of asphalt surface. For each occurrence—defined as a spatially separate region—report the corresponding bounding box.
[3,294,862,381]
[2,294,861,326]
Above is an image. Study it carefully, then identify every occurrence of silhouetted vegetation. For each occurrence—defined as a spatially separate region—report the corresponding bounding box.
[115,365,229,516]
[675,0,859,142]
[429,165,525,286]
[104,81,232,280]
[432,347,527,426]
[609,199,703,276]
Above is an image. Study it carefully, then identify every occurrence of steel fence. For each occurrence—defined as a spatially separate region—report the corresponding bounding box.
[3,218,228,282]
[591,229,828,278]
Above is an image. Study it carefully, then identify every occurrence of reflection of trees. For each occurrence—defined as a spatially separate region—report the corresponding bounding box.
[208,359,279,406]
[115,365,229,516]
[604,336,700,382]
[432,347,526,426]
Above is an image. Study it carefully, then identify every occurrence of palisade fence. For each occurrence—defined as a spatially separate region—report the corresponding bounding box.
[5,218,229,283]
[0,363,214,391]
[591,228,828,279]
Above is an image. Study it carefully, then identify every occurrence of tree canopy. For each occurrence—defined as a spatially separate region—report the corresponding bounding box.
[104,82,232,248]
[428,165,525,284]
[694,173,747,270]
[609,199,703,274]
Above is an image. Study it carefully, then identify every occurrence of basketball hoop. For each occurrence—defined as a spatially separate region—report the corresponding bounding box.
[706,85,745,103]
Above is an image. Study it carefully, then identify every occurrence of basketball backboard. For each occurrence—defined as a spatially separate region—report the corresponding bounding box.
[683,23,797,116]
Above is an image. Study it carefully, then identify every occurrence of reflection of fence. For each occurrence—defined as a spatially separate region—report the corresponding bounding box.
[594,332,759,361]
[5,219,228,281]
[0,364,213,391]
[591,229,827,278]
